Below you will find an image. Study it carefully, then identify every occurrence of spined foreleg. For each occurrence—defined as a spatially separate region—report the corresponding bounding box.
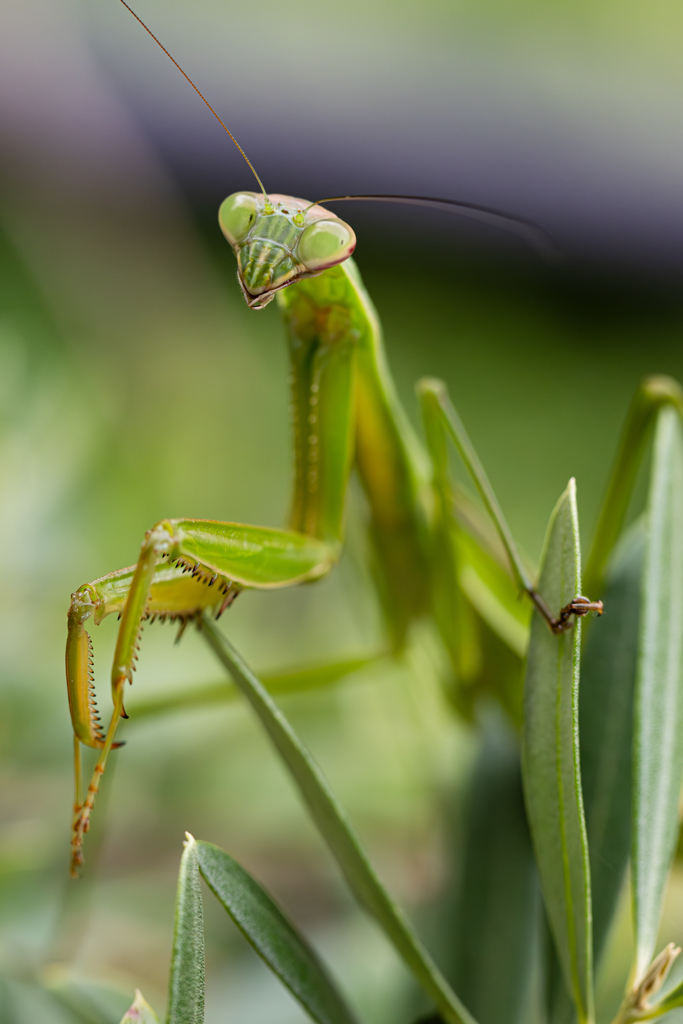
[67,517,335,875]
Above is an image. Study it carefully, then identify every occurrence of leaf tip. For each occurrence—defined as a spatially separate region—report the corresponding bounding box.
[633,942,681,1009]
[119,989,159,1023]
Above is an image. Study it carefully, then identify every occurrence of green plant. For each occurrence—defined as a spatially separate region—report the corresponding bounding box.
[107,380,683,1024]
[52,6,683,1022]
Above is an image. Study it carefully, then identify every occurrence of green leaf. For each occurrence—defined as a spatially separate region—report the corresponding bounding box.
[196,841,359,1024]
[166,834,204,1024]
[438,712,539,1024]
[119,991,159,1023]
[200,616,478,1024]
[544,924,577,1024]
[545,523,644,1024]
[581,521,643,966]
[522,479,594,1024]
[632,406,683,983]
[583,376,683,599]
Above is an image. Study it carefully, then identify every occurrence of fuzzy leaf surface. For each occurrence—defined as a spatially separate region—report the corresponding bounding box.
[197,841,359,1024]
[166,835,204,1024]
[580,522,643,966]
[632,407,683,982]
[522,480,594,1024]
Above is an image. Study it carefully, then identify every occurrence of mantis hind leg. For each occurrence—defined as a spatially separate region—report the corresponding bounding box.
[67,517,336,876]
[418,378,538,718]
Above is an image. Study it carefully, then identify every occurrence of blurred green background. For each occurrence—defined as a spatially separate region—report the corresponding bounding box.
[2,0,683,1020]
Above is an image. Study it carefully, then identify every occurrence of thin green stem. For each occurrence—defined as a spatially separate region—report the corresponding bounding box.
[199,615,479,1024]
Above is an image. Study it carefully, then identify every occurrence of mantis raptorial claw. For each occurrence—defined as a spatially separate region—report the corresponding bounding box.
[66,519,334,874]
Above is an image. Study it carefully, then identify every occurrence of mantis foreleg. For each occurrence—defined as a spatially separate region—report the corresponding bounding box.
[68,519,337,875]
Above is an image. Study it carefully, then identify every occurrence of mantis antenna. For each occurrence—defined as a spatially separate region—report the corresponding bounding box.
[308,195,561,262]
[118,0,557,260]
[117,0,270,201]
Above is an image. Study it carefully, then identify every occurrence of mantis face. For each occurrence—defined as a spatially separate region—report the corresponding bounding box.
[219,192,356,309]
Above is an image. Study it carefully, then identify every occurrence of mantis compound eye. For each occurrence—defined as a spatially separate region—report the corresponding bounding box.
[297,218,356,271]
[218,192,259,246]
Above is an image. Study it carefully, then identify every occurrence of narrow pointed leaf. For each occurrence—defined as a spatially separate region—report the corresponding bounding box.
[197,841,359,1024]
[120,990,159,1023]
[581,521,643,965]
[632,406,683,983]
[200,616,478,1024]
[546,523,644,1024]
[522,480,594,1024]
[544,924,577,1024]
[166,834,204,1024]
[439,713,539,1024]
[584,375,683,599]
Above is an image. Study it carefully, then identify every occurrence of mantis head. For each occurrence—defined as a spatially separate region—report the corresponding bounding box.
[219,192,356,309]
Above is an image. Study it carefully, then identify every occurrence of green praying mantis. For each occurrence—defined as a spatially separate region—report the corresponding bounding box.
[66,3,672,917]
[58,6,683,1024]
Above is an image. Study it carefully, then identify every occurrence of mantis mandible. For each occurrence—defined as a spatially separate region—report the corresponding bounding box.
[66,0,615,878]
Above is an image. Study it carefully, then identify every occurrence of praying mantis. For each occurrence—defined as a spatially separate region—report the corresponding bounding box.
[69,0,683,892]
